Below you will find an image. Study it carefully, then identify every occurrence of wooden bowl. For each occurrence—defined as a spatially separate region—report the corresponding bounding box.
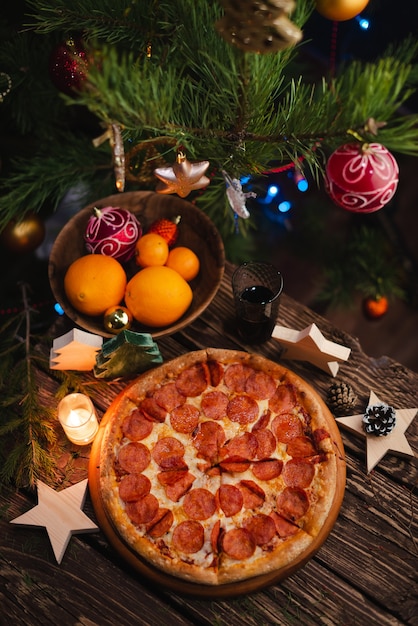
[48,191,225,338]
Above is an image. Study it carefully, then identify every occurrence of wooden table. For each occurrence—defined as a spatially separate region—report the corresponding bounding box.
[1,261,417,625]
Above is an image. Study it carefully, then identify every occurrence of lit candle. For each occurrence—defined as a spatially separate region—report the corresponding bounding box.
[57,393,99,445]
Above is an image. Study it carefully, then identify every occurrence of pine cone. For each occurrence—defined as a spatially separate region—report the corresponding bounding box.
[362,403,396,437]
[327,381,357,415]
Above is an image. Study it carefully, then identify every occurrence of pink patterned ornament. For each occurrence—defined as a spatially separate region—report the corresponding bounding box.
[84,206,142,262]
[325,143,399,213]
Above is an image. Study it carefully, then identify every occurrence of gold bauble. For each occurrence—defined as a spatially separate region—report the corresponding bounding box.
[315,0,370,21]
[103,306,133,334]
[1,212,45,254]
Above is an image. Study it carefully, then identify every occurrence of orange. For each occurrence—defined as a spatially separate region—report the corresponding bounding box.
[135,233,169,268]
[64,254,127,316]
[166,246,200,281]
[125,266,193,327]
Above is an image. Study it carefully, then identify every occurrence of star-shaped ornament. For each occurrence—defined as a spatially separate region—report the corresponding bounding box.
[10,479,98,563]
[154,152,210,198]
[336,391,417,473]
[272,323,351,376]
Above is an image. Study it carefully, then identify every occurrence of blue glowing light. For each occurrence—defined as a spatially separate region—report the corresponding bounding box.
[240,175,251,185]
[356,15,370,30]
[297,178,309,192]
[278,200,292,213]
[267,184,279,198]
[54,303,65,315]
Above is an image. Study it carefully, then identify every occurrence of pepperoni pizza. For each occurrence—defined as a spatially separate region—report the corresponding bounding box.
[98,349,344,586]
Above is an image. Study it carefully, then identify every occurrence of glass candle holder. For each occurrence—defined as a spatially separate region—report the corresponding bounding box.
[57,393,99,445]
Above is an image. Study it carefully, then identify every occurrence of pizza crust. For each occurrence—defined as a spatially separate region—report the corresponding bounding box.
[98,348,344,586]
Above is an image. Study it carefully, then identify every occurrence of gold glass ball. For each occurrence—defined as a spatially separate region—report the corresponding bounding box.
[315,0,370,21]
[103,305,133,334]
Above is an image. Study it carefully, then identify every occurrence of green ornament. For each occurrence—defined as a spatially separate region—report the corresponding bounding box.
[94,330,163,380]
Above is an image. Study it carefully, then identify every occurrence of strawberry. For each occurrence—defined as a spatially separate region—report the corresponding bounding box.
[148,216,180,247]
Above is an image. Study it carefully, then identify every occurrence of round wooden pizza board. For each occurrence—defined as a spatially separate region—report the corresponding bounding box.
[88,353,346,598]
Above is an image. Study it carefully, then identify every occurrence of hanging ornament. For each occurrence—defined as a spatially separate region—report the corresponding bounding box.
[148,216,181,247]
[84,206,142,262]
[222,170,256,219]
[362,295,389,320]
[325,143,399,213]
[0,212,45,254]
[92,124,126,192]
[154,151,210,198]
[216,0,302,53]
[315,0,370,22]
[103,305,133,334]
[49,36,89,96]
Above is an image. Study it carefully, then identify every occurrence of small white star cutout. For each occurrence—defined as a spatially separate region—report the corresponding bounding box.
[10,479,98,563]
[272,323,351,376]
[336,391,417,473]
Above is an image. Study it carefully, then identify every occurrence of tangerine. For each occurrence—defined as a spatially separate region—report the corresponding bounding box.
[125,266,193,327]
[135,233,169,268]
[166,246,200,282]
[64,254,127,316]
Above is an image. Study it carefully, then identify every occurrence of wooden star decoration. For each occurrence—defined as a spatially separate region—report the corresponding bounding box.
[154,151,210,198]
[10,479,98,564]
[336,391,417,473]
[272,323,351,376]
[50,328,103,371]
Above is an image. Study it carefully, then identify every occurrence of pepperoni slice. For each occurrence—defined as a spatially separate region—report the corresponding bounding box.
[172,520,205,554]
[165,471,196,502]
[270,511,300,538]
[207,360,224,386]
[217,484,243,517]
[183,488,217,520]
[170,404,200,433]
[201,390,229,420]
[283,458,315,488]
[125,493,159,525]
[145,508,174,538]
[252,409,271,431]
[118,442,151,473]
[276,487,309,522]
[139,396,167,422]
[193,421,226,462]
[222,528,256,560]
[122,409,154,441]
[245,370,277,400]
[118,473,151,502]
[211,519,222,553]
[239,480,265,509]
[221,432,258,461]
[151,437,186,470]
[271,413,303,443]
[253,429,276,459]
[153,382,186,412]
[219,459,251,473]
[251,459,283,481]
[157,469,190,487]
[286,436,317,458]
[243,514,276,546]
[175,363,209,397]
[224,363,254,392]
[268,383,297,414]
[227,394,259,425]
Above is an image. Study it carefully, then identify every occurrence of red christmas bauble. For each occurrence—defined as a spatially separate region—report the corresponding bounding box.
[363,295,389,320]
[84,206,142,262]
[49,37,88,96]
[148,216,180,247]
[325,143,399,213]
[315,0,370,21]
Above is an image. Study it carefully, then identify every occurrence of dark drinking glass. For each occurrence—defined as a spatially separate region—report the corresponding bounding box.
[232,263,283,344]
